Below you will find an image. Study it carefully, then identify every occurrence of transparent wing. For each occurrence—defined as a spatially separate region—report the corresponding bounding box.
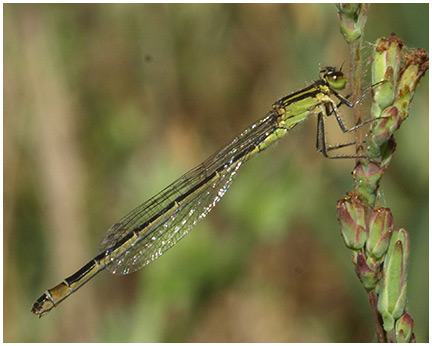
[98,111,280,275]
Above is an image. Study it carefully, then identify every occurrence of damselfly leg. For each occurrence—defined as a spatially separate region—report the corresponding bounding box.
[316,81,385,159]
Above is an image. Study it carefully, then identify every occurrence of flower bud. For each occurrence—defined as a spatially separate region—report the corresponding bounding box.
[368,106,400,149]
[395,313,415,343]
[354,252,379,290]
[394,49,429,122]
[367,208,393,260]
[371,35,403,118]
[352,161,386,207]
[336,192,368,250]
[378,228,410,332]
[336,4,363,41]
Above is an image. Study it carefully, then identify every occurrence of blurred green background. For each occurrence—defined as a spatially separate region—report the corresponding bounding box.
[4,4,428,342]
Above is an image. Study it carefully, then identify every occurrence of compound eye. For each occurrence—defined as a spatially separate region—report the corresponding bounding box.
[327,72,346,90]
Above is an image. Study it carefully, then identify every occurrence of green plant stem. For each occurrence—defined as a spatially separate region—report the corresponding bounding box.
[348,4,369,163]
[337,4,386,341]
[336,3,370,162]
[368,291,386,342]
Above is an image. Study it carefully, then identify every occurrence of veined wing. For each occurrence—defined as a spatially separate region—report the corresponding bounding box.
[98,111,281,275]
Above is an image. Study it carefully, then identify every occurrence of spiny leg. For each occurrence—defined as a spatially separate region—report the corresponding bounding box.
[316,111,367,159]
[328,101,377,133]
[327,141,359,151]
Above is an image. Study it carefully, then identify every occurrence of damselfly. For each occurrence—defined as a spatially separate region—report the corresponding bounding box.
[31,67,370,317]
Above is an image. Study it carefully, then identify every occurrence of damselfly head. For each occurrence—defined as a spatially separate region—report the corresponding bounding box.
[320,66,347,90]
